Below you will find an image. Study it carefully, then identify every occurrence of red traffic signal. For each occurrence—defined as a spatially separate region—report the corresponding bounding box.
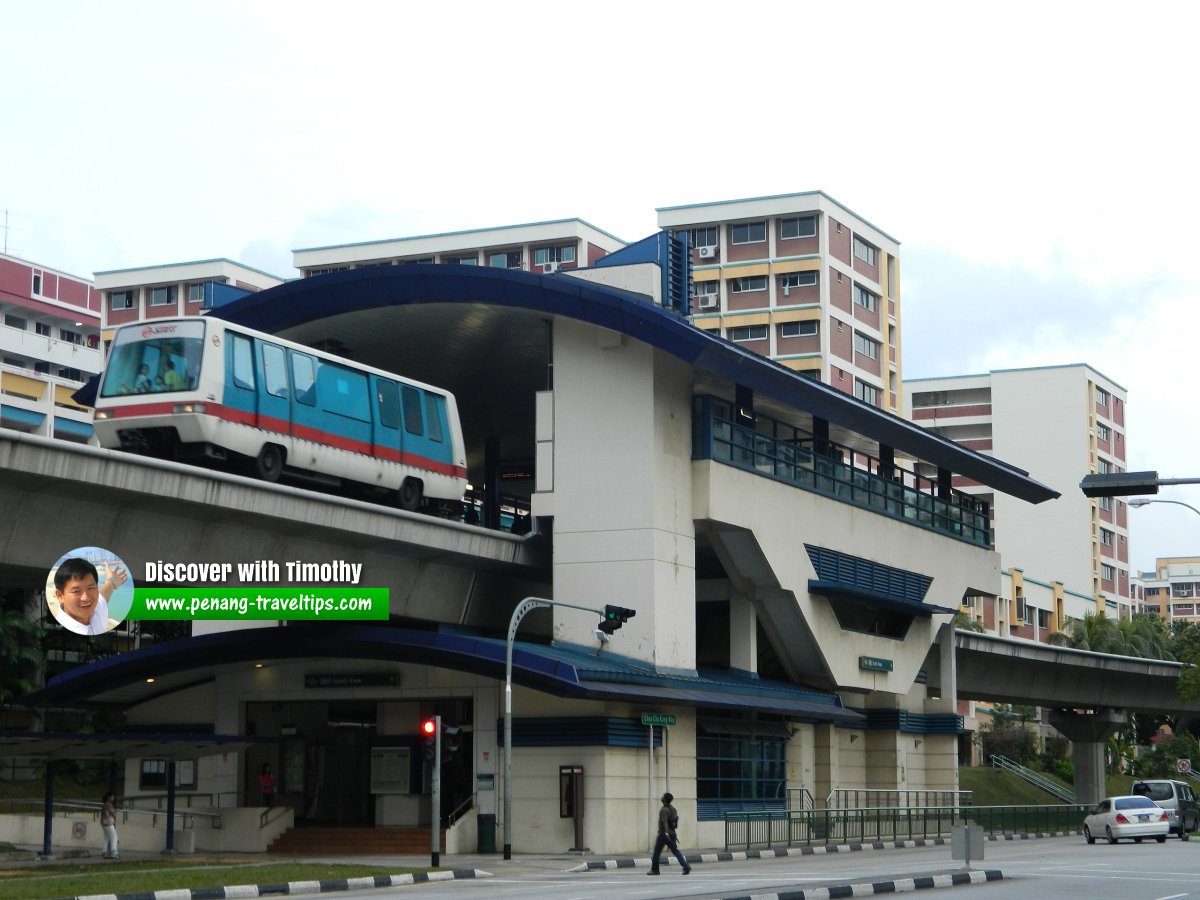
[420,718,437,737]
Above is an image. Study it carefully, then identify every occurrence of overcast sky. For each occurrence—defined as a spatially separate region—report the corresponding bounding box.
[4,1,1198,577]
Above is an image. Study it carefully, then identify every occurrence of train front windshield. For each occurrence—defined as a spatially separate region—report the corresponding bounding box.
[101,320,206,398]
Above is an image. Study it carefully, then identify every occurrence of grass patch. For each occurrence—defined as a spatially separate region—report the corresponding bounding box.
[0,859,431,900]
[959,766,1072,805]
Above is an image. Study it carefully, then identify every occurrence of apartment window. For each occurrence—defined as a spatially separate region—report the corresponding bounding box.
[853,332,879,360]
[1101,564,1115,582]
[730,276,768,293]
[1015,595,1028,624]
[58,367,82,381]
[688,226,717,249]
[488,250,523,269]
[1097,424,1109,442]
[36,322,51,336]
[3,314,27,330]
[888,324,896,347]
[853,285,878,312]
[150,285,177,306]
[854,379,880,406]
[1096,387,1109,407]
[779,320,817,338]
[59,328,82,345]
[1099,496,1112,511]
[729,325,768,342]
[1100,528,1114,547]
[779,272,817,291]
[853,236,878,266]
[307,266,348,277]
[187,283,205,302]
[444,255,478,265]
[694,281,719,298]
[110,291,135,310]
[1037,609,1051,630]
[34,361,50,374]
[780,216,817,239]
[3,357,22,368]
[533,244,576,266]
[1097,459,1110,474]
[731,222,766,245]
[887,255,897,299]
[32,272,43,295]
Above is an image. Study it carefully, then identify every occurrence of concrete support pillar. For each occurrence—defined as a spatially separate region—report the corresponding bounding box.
[1048,708,1127,805]
[728,590,757,676]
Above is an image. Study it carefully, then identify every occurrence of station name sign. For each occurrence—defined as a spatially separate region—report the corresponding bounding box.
[641,713,677,726]
[305,673,399,688]
[859,656,893,673]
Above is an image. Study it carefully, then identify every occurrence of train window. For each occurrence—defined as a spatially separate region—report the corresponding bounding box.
[401,385,424,436]
[377,380,401,429]
[291,353,316,406]
[320,364,370,422]
[231,335,255,390]
[424,393,445,443]
[263,344,288,398]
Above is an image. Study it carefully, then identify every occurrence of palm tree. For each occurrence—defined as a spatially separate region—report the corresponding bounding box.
[0,605,44,706]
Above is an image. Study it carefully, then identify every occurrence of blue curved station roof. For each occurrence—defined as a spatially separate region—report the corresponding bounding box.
[214,264,1056,503]
[29,623,862,724]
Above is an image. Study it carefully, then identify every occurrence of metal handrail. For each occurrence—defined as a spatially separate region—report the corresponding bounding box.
[787,788,815,810]
[724,802,1089,851]
[446,793,476,829]
[826,788,972,809]
[258,804,290,829]
[991,754,1077,802]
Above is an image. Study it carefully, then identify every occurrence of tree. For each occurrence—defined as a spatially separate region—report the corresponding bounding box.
[1048,611,1173,659]
[953,612,985,633]
[0,603,44,706]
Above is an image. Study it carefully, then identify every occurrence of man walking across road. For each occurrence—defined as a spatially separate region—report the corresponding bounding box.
[647,792,690,875]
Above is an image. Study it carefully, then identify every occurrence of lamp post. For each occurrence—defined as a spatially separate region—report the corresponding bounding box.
[1080,471,1200,498]
[503,596,630,860]
[1129,497,1200,518]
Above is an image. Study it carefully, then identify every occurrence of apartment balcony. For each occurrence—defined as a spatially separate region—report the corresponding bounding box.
[0,323,102,373]
[692,395,991,547]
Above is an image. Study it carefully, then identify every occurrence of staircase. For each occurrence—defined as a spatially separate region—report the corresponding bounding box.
[268,826,445,855]
[990,754,1077,802]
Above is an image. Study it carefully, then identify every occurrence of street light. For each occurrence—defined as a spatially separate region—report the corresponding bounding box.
[1129,498,1200,517]
[1080,471,1200,498]
[503,596,632,860]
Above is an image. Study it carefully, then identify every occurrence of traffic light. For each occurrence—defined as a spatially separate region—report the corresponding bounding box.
[443,725,462,754]
[420,717,437,760]
[599,604,636,635]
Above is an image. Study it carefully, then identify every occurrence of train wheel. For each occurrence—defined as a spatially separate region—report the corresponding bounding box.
[398,478,423,511]
[254,445,284,483]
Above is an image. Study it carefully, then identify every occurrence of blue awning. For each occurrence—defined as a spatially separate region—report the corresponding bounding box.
[28,622,860,724]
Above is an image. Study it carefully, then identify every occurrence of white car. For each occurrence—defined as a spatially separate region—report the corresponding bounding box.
[1084,795,1170,844]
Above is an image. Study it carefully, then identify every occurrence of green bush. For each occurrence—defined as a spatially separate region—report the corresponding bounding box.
[1038,753,1073,782]
[979,725,1036,764]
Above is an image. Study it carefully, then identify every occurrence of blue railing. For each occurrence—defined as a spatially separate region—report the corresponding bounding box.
[693,395,990,547]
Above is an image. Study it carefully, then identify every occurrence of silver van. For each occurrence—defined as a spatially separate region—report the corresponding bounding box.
[1130,779,1198,839]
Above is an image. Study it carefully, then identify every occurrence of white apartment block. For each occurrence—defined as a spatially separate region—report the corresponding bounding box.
[657,191,902,413]
[906,364,1133,619]
[96,259,286,335]
[293,219,626,277]
[1136,556,1200,624]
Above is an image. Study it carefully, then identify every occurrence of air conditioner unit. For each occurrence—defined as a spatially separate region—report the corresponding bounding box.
[697,246,718,259]
[542,262,559,273]
[698,296,718,309]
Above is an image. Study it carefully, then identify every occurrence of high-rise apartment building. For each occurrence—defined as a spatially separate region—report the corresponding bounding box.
[657,192,902,413]
[292,219,625,278]
[0,251,101,441]
[1135,556,1200,624]
[96,259,286,335]
[905,364,1133,615]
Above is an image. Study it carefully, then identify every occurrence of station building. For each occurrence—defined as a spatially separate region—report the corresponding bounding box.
[21,243,1058,856]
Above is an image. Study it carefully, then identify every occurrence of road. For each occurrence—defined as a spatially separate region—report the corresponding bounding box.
[296,836,1200,899]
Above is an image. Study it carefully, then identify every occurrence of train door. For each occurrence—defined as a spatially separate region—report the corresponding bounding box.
[398,386,451,470]
[256,341,291,433]
[372,377,404,468]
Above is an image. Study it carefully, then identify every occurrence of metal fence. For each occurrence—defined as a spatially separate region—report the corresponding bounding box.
[725,803,1090,851]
